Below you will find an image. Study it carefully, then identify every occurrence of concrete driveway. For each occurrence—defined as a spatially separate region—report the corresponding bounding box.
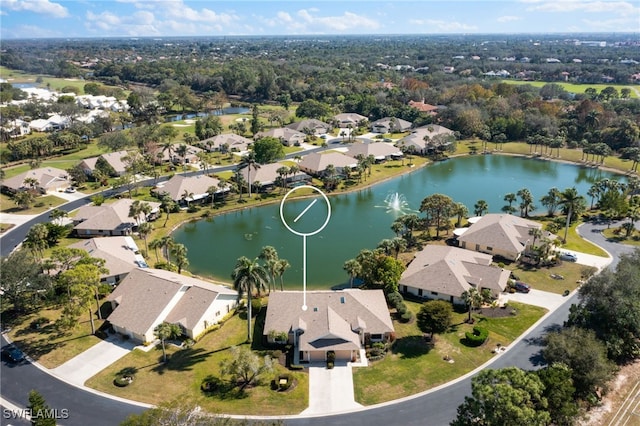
[51,336,136,386]
[555,248,612,270]
[301,363,363,415]
[502,288,567,311]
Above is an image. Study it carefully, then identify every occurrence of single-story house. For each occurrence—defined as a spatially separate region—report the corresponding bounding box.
[107,268,238,343]
[158,144,203,165]
[285,119,331,135]
[345,142,403,162]
[73,198,160,238]
[1,119,31,138]
[370,117,412,134]
[399,245,510,305]
[28,114,69,132]
[408,100,439,115]
[298,152,357,177]
[69,236,147,285]
[254,128,306,146]
[78,150,129,176]
[152,174,227,204]
[457,214,554,261]
[1,167,70,194]
[263,289,394,363]
[201,133,253,152]
[396,125,455,154]
[333,113,368,127]
[239,161,311,190]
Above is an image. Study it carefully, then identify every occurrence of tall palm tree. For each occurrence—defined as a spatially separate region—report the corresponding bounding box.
[128,200,143,226]
[274,259,290,291]
[343,259,362,288]
[473,200,488,217]
[232,256,269,343]
[461,287,483,323]
[238,152,260,198]
[453,202,469,227]
[259,246,279,292]
[181,189,194,207]
[154,322,182,363]
[159,235,175,265]
[559,187,586,243]
[207,185,218,208]
[391,237,407,259]
[276,166,289,192]
[517,188,536,217]
[176,144,189,172]
[170,243,189,274]
[148,238,163,263]
[137,222,153,254]
[503,193,516,212]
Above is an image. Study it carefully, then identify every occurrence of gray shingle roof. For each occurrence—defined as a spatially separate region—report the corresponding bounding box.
[155,174,221,202]
[69,236,141,279]
[74,199,161,232]
[2,167,69,191]
[298,152,357,174]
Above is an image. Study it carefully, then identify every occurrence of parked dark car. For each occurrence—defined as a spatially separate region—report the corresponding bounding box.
[514,281,531,293]
[1,345,25,363]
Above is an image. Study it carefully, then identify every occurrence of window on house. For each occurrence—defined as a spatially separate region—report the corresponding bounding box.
[371,334,383,341]
[487,246,493,251]
[431,291,439,296]
[475,244,480,250]
[418,289,423,296]
[340,297,345,304]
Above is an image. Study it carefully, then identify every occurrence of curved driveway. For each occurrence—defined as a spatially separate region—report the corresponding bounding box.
[1,168,637,425]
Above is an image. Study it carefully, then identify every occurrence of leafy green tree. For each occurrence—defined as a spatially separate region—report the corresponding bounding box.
[567,249,640,362]
[13,190,35,210]
[451,367,550,426]
[154,322,182,363]
[417,300,452,339]
[419,193,456,238]
[540,187,561,217]
[98,131,131,152]
[0,250,51,313]
[27,390,56,426]
[295,99,332,120]
[543,327,615,400]
[536,363,579,426]
[57,263,105,333]
[220,346,274,391]
[232,256,269,343]
[374,255,405,294]
[24,223,49,258]
[252,137,285,164]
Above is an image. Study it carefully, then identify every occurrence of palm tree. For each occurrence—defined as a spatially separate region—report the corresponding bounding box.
[259,246,279,292]
[170,243,189,274]
[461,287,483,323]
[148,238,163,263]
[181,189,194,207]
[540,187,561,217]
[232,256,269,343]
[137,222,153,254]
[503,193,516,212]
[473,200,488,217]
[377,239,394,256]
[391,237,407,259]
[343,259,362,288]
[159,235,175,265]
[276,166,289,192]
[154,322,182,363]
[238,153,260,198]
[453,202,468,227]
[517,188,536,217]
[176,144,189,172]
[207,185,218,208]
[49,208,68,225]
[274,259,290,291]
[559,187,586,243]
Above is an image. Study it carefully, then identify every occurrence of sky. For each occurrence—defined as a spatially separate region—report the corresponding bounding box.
[0,0,638,39]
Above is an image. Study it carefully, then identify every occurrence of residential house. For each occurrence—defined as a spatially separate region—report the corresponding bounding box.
[263,289,394,363]
[370,117,412,134]
[158,144,203,165]
[298,152,357,177]
[152,174,226,205]
[239,161,310,191]
[396,125,455,154]
[106,268,238,343]
[201,133,253,153]
[69,236,148,285]
[1,119,31,138]
[78,150,129,177]
[254,128,306,147]
[73,198,160,238]
[345,142,403,163]
[333,113,368,127]
[408,100,439,115]
[1,167,70,194]
[285,119,332,135]
[457,214,553,261]
[399,245,510,305]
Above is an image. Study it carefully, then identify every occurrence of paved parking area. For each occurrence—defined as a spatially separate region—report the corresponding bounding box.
[555,248,611,270]
[301,363,363,415]
[51,336,136,386]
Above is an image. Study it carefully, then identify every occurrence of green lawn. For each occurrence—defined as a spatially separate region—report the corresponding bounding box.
[0,192,67,214]
[602,227,640,247]
[85,311,309,415]
[6,307,105,369]
[499,80,638,99]
[353,301,546,405]
[509,261,596,294]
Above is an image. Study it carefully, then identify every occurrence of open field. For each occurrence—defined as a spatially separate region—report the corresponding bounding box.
[499,79,639,98]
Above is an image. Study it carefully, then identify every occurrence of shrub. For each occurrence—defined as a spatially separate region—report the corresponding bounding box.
[327,351,336,362]
[386,291,404,308]
[187,204,199,213]
[396,302,408,315]
[276,374,293,391]
[113,375,133,387]
[327,361,334,369]
[34,202,45,207]
[154,262,178,272]
[290,364,304,371]
[465,326,489,346]
[400,311,413,323]
[251,298,262,315]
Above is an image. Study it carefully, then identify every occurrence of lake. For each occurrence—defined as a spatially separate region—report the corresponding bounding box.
[173,155,622,290]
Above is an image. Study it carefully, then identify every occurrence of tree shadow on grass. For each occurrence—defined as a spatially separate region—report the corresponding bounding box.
[200,375,249,401]
[392,335,433,359]
[13,338,60,361]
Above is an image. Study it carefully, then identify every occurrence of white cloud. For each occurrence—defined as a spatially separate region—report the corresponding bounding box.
[1,23,63,38]
[582,17,640,31]
[409,19,477,32]
[259,8,380,34]
[497,15,522,23]
[2,0,68,18]
[525,0,638,15]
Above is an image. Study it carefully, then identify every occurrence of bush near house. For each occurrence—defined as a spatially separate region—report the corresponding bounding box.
[465,326,489,346]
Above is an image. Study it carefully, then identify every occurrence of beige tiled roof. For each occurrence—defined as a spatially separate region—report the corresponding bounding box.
[2,167,69,191]
[298,152,357,174]
[80,150,129,174]
[107,268,236,336]
[346,142,403,159]
[255,127,305,143]
[69,236,141,279]
[201,133,253,151]
[333,113,367,124]
[458,214,548,257]
[370,117,412,132]
[285,119,331,133]
[264,290,394,351]
[397,125,454,151]
[155,174,221,202]
[74,199,161,232]
[240,162,287,186]
[400,245,510,296]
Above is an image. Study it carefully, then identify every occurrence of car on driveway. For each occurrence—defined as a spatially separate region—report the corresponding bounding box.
[514,281,531,293]
[559,252,578,262]
[2,345,25,363]
[65,187,77,193]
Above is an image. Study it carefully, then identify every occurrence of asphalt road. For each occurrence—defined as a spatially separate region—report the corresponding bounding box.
[1,154,637,426]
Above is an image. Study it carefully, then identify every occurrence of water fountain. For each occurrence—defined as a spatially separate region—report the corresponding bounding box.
[381,192,415,215]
